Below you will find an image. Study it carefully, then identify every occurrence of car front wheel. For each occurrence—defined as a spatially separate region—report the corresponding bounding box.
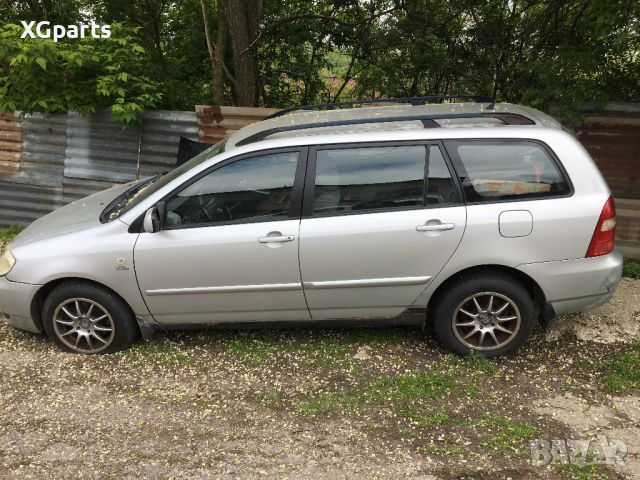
[42,282,138,354]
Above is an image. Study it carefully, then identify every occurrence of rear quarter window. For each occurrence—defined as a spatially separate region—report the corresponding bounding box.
[444,140,571,203]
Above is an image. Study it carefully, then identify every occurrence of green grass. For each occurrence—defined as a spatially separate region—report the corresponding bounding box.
[623,260,640,279]
[464,383,480,398]
[0,225,20,247]
[132,338,198,366]
[597,344,640,393]
[298,392,365,415]
[464,351,501,375]
[479,415,537,454]
[557,464,619,480]
[374,372,457,399]
[196,427,212,438]
[228,338,275,365]
[401,410,453,428]
[298,371,457,415]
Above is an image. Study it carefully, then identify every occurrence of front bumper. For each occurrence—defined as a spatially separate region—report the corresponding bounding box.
[517,250,623,316]
[0,276,42,333]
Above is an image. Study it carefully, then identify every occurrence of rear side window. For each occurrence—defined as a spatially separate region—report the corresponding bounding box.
[313,145,426,215]
[445,140,570,203]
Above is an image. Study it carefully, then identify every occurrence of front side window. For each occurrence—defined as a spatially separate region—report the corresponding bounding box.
[445,140,570,203]
[312,145,426,215]
[101,139,228,223]
[165,151,299,227]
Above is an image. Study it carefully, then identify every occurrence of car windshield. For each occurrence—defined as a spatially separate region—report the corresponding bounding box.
[100,139,228,223]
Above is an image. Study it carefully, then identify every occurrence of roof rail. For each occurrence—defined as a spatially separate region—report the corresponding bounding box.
[266,95,496,119]
[235,112,534,147]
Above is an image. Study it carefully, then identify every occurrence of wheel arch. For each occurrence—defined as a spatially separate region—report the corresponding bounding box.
[426,264,550,327]
[31,277,138,334]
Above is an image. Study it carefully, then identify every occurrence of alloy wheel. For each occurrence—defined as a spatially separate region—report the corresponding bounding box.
[451,291,521,351]
[52,298,115,354]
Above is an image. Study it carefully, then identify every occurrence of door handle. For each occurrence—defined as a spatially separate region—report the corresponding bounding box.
[416,223,455,232]
[258,235,295,244]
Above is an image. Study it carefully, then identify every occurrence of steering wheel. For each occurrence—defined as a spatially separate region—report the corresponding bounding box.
[198,194,233,222]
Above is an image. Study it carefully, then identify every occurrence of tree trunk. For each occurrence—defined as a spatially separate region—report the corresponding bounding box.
[224,0,261,106]
[199,0,218,104]
[213,0,229,105]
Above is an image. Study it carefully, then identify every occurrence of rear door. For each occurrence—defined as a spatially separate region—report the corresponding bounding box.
[298,142,466,320]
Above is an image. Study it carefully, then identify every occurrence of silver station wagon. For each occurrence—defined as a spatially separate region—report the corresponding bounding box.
[0,96,623,356]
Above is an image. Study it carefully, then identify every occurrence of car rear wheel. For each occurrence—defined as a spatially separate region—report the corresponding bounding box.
[43,282,138,354]
[433,272,535,357]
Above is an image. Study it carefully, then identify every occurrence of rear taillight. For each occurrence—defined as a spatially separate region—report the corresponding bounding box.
[586,196,616,257]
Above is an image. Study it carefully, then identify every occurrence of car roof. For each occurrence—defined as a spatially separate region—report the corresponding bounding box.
[225,102,563,151]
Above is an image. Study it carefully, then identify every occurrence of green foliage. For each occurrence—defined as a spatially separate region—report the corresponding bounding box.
[479,415,537,454]
[598,348,640,393]
[374,372,457,399]
[228,338,274,365]
[623,261,640,279]
[0,226,21,247]
[354,0,640,123]
[298,391,364,415]
[557,464,619,480]
[464,351,501,375]
[401,410,452,428]
[0,23,161,125]
[1,0,638,114]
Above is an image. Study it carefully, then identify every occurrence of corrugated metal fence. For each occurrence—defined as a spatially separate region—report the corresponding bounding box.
[0,110,200,226]
[0,107,276,227]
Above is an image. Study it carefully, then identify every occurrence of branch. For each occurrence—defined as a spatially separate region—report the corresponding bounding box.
[241,6,401,55]
[332,49,358,102]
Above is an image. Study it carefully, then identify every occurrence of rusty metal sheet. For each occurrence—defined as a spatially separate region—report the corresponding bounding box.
[0,112,66,187]
[0,112,21,172]
[0,181,63,227]
[196,105,280,144]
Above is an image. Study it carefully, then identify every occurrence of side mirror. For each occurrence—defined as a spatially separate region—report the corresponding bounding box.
[143,201,166,233]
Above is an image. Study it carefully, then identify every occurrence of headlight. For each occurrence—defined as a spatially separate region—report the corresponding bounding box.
[0,245,16,276]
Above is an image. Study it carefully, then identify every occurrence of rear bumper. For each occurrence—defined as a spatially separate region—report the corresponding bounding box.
[0,277,42,334]
[517,250,623,316]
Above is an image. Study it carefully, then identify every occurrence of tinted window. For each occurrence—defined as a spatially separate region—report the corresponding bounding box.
[427,145,459,206]
[446,140,570,202]
[313,146,426,215]
[165,151,299,227]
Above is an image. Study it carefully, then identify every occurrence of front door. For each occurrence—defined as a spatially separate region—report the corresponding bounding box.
[134,149,311,324]
[299,143,466,320]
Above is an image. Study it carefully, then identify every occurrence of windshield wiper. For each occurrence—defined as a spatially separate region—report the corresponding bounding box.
[99,175,161,223]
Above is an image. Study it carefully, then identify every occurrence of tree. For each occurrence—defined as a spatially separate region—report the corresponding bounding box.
[198,0,261,106]
[0,23,162,125]
[1,0,638,115]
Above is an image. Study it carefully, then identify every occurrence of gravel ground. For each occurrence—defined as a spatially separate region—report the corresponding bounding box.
[0,279,638,480]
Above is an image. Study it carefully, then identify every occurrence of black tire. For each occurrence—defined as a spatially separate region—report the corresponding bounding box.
[42,282,139,354]
[433,271,535,357]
